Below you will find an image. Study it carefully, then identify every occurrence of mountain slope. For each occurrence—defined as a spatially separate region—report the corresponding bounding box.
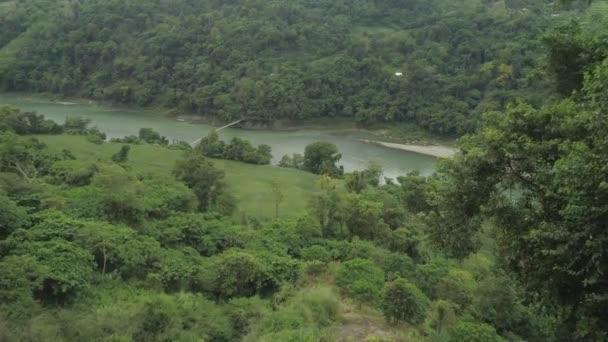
[0,0,561,134]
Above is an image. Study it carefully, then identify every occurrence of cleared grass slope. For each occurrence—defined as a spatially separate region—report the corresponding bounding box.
[39,135,319,220]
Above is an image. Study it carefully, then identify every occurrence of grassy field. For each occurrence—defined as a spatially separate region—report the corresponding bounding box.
[38,135,320,220]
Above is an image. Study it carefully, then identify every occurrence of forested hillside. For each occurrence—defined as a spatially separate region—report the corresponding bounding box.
[0,0,573,134]
[1,0,608,341]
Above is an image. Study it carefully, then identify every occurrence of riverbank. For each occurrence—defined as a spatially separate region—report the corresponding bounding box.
[175,114,458,149]
[0,92,437,179]
[360,139,458,158]
[3,92,455,148]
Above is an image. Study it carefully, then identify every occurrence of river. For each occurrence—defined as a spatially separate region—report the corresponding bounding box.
[0,94,436,180]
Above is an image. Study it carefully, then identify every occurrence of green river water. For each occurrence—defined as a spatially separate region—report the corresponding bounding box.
[0,94,436,180]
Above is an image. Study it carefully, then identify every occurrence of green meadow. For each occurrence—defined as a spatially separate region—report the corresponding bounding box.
[38,135,320,220]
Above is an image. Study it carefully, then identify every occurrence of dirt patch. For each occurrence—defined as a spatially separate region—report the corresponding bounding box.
[332,303,419,342]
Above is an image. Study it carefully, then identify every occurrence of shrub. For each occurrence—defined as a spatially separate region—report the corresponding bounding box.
[50,160,98,186]
[250,286,339,339]
[133,293,233,342]
[382,278,430,324]
[335,258,385,305]
[112,145,131,163]
[303,141,343,176]
[435,269,476,311]
[300,245,332,263]
[0,193,27,238]
[448,320,504,342]
[225,296,270,338]
[138,128,168,145]
[425,300,458,334]
[300,261,328,279]
[211,250,267,301]
[413,257,453,298]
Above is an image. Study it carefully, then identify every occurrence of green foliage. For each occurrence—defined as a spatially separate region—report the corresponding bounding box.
[433,99,608,337]
[343,193,389,240]
[0,133,55,183]
[49,160,98,186]
[414,257,453,298]
[0,106,62,135]
[335,258,385,305]
[435,270,476,312]
[0,0,563,135]
[543,2,608,95]
[425,300,458,334]
[138,128,168,145]
[295,214,322,245]
[197,130,272,165]
[303,142,343,176]
[382,278,430,324]
[396,171,433,213]
[472,275,554,340]
[132,293,233,341]
[111,145,130,163]
[384,227,422,261]
[148,212,245,256]
[300,245,332,263]
[63,117,91,131]
[279,153,304,170]
[0,192,27,238]
[448,320,504,342]
[225,296,271,338]
[61,117,107,143]
[197,130,225,158]
[38,134,319,220]
[200,133,273,165]
[8,239,95,304]
[345,161,383,193]
[308,175,345,238]
[0,255,45,318]
[173,152,233,213]
[211,250,267,301]
[248,286,339,340]
[92,167,147,225]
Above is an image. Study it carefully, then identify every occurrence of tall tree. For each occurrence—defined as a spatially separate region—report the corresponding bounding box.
[173,152,231,212]
[0,133,54,183]
[303,142,343,176]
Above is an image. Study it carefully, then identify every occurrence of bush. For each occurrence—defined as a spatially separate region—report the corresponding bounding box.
[0,107,63,134]
[278,153,304,169]
[425,300,458,334]
[112,145,131,163]
[435,269,476,311]
[49,160,98,186]
[385,227,422,260]
[225,296,270,338]
[300,245,332,263]
[133,293,233,342]
[303,141,343,176]
[300,261,328,279]
[86,134,105,144]
[0,193,27,238]
[413,257,453,298]
[448,321,504,342]
[249,286,339,340]
[211,250,267,301]
[8,239,95,304]
[382,278,430,324]
[138,128,168,145]
[198,130,225,158]
[111,135,140,144]
[335,258,385,305]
